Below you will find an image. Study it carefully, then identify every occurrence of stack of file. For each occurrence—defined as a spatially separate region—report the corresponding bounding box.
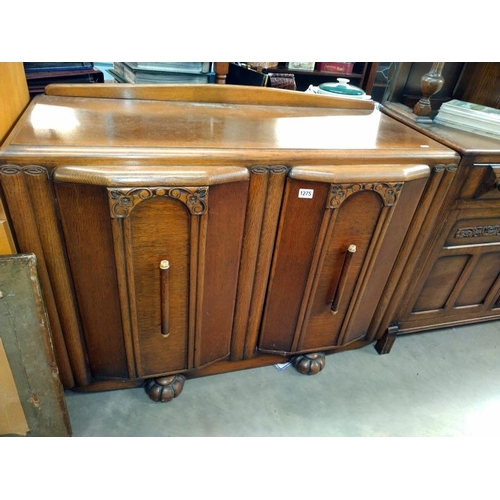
[434,99,500,138]
[110,62,214,84]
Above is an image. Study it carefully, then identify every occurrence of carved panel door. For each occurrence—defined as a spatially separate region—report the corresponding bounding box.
[54,167,248,382]
[109,181,249,378]
[109,187,204,378]
[258,166,428,356]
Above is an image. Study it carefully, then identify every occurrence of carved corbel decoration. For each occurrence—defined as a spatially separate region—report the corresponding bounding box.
[108,186,208,218]
[327,182,404,209]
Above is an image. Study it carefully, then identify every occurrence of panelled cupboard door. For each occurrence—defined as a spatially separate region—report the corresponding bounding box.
[54,167,248,381]
[108,181,248,378]
[116,193,191,377]
[259,167,428,355]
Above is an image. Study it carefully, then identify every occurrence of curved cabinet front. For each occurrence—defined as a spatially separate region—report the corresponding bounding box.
[258,165,429,356]
[54,167,249,384]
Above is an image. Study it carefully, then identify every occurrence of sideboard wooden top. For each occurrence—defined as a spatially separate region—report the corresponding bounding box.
[382,104,500,159]
[394,121,500,158]
[0,88,460,167]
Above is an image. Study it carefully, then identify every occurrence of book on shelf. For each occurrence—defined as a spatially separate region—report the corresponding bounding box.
[111,62,214,84]
[25,68,104,98]
[286,62,315,71]
[24,62,94,73]
[125,62,211,73]
[267,73,296,90]
[434,99,500,138]
[315,62,354,74]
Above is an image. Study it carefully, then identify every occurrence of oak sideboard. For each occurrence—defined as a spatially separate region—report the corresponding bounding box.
[0,84,460,402]
[379,103,500,345]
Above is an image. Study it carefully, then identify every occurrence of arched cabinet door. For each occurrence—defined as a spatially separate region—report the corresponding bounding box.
[53,166,248,380]
[258,164,429,356]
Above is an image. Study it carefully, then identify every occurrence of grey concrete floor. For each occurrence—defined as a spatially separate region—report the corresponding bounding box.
[65,321,500,437]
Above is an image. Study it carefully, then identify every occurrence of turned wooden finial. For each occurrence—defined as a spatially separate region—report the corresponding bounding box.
[214,62,229,84]
[413,62,445,117]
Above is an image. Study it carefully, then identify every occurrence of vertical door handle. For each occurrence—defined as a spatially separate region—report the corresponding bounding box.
[160,260,170,337]
[330,244,356,315]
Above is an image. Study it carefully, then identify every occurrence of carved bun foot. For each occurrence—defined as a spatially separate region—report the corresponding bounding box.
[292,352,326,375]
[144,374,185,402]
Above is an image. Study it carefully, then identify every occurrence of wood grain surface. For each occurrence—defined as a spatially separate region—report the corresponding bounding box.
[1,85,482,393]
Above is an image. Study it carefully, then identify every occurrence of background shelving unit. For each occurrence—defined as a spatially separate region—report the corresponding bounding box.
[270,62,370,91]
[238,62,395,102]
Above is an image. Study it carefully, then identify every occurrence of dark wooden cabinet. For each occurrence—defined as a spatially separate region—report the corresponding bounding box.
[378,158,500,336]
[409,164,500,325]
[0,84,460,401]
[377,63,500,345]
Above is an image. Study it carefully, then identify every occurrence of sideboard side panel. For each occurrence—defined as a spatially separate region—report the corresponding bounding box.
[198,181,248,367]
[55,182,128,379]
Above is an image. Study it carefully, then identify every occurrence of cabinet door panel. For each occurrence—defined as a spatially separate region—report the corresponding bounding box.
[58,177,247,382]
[127,197,190,377]
[413,255,470,312]
[260,171,427,355]
[299,191,383,350]
[258,180,330,353]
[111,180,248,378]
[455,252,500,307]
